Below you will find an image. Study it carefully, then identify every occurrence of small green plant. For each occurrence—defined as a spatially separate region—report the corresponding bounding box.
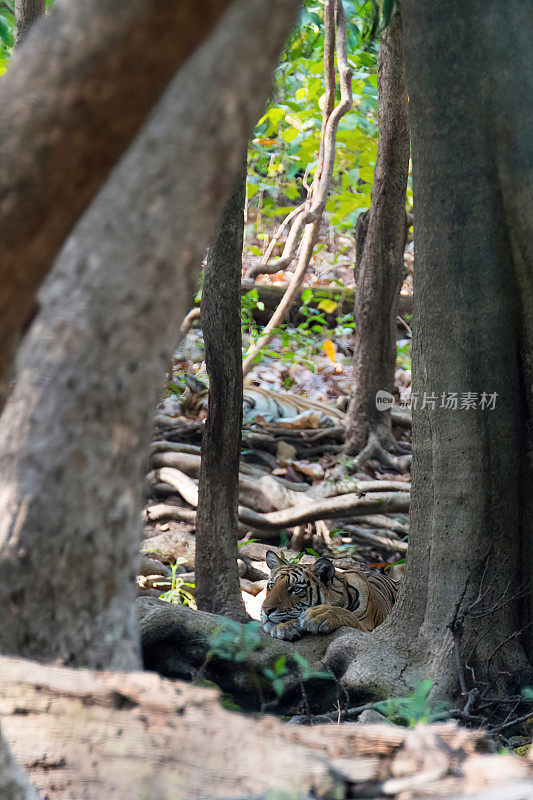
[276,548,321,566]
[374,679,449,727]
[262,653,333,698]
[207,619,264,663]
[241,288,264,341]
[166,375,188,398]
[262,655,291,698]
[156,558,196,609]
[291,651,332,682]
[396,337,412,370]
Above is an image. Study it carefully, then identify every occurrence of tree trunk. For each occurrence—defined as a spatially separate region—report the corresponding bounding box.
[14,0,44,47]
[195,156,248,621]
[325,0,533,702]
[0,728,39,800]
[0,0,300,669]
[0,0,233,412]
[344,11,410,457]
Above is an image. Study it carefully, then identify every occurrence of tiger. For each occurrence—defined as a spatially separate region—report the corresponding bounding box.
[261,551,398,641]
[181,375,345,428]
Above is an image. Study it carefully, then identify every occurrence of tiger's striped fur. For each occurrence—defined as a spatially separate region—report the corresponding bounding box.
[261,551,398,641]
[181,376,343,427]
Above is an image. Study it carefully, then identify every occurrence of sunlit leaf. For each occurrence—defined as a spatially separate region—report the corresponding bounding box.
[318,299,338,314]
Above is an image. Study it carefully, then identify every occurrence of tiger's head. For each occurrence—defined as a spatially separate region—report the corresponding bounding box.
[261,550,336,637]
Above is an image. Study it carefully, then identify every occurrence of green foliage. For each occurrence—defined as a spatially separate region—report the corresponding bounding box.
[262,654,291,698]
[156,558,196,608]
[207,621,331,701]
[381,0,400,28]
[241,288,264,340]
[208,619,264,663]
[374,679,449,726]
[243,286,356,371]
[0,0,14,75]
[396,337,411,370]
[167,375,188,397]
[247,0,381,234]
[277,548,321,565]
[262,653,333,698]
[291,651,332,682]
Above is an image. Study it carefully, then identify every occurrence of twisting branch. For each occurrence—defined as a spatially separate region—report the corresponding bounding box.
[242,0,353,376]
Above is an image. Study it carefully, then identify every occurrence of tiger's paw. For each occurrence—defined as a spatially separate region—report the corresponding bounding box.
[299,605,349,635]
[262,619,302,641]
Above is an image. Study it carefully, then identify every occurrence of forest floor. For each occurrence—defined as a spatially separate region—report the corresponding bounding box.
[135,230,533,768]
[143,229,412,612]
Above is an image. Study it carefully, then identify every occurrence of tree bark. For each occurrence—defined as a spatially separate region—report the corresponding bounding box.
[0,0,233,412]
[0,728,39,800]
[325,0,533,703]
[195,156,248,621]
[14,0,44,47]
[344,11,410,456]
[0,0,300,669]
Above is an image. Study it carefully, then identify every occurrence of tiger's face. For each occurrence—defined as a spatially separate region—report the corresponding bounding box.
[261,550,336,639]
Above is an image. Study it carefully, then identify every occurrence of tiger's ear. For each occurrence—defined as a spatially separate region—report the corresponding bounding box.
[266,550,283,571]
[314,557,335,586]
[185,375,207,394]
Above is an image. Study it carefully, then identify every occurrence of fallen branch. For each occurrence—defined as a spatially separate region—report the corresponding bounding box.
[342,525,408,553]
[323,479,411,496]
[180,306,201,335]
[148,468,199,507]
[146,491,409,531]
[350,514,408,536]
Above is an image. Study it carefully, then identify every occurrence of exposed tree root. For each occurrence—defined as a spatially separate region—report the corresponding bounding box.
[339,432,412,477]
[146,491,409,531]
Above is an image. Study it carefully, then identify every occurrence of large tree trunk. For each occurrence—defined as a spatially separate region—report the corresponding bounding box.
[0,728,39,800]
[0,0,233,412]
[0,0,300,670]
[325,0,533,703]
[344,11,410,459]
[195,157,248,621]
[14,0,44,47]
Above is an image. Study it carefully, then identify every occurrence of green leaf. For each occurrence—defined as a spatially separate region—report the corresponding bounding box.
[382,0,398,28]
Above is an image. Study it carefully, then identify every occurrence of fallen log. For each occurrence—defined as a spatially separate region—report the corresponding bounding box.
[1,648,531,800]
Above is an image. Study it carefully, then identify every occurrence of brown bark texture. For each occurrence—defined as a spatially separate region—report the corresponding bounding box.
[345,11,410,454]
[14,0,44,47]
[0,0,233,412]
[0,0,300,669]
[195,157,248,621]
[0,653,532,800]
[326,0,533,702]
